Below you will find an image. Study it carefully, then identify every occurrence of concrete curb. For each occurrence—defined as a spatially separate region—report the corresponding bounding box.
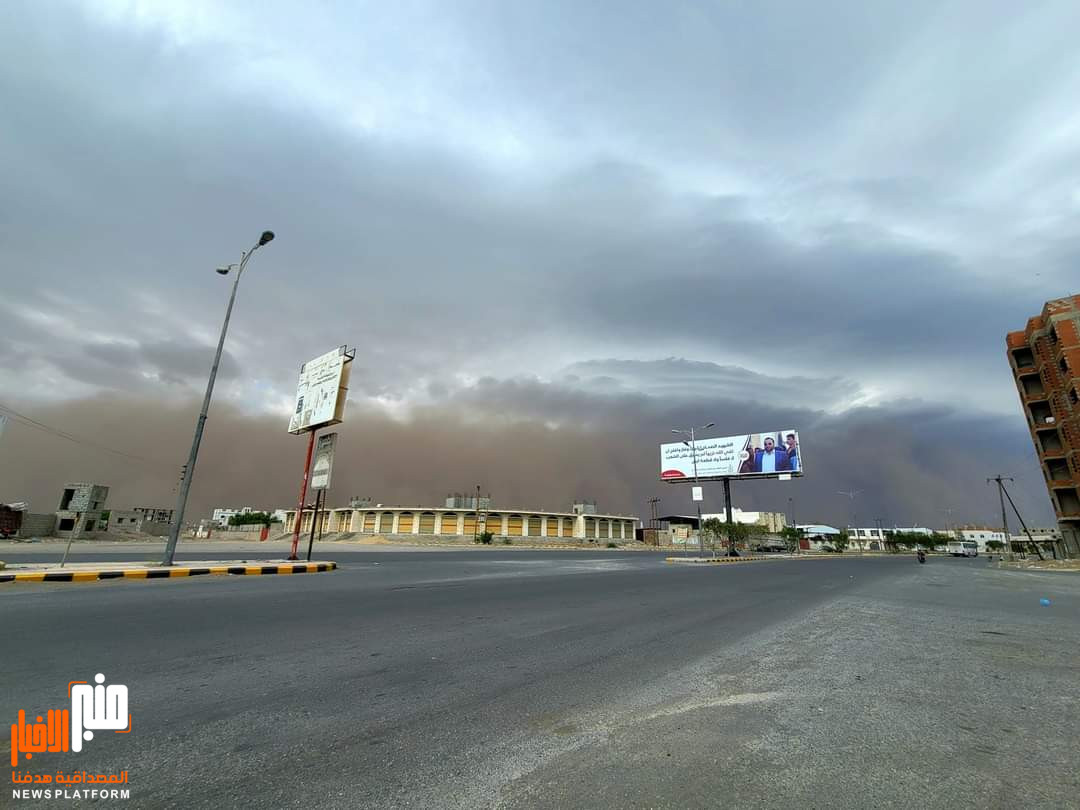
[0,561,337,584]
[666,556,770,564]
[665,555,834,564]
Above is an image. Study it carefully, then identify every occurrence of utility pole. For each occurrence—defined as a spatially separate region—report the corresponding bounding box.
[996,476,1046,561]
[988,476,1014,560]
[672,423,714,558]
[648,497,660,529]
[838,489,862,532]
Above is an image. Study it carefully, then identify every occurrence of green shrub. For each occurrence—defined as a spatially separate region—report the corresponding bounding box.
[476,531,494,545]
[502,536,512,545]
[606,542,618,548]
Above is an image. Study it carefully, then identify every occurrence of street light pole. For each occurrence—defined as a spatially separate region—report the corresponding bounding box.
[673,423,714,558]
[161,231,275,566]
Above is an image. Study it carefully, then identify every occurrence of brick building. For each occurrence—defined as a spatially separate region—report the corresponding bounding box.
[1007,295,1080,556]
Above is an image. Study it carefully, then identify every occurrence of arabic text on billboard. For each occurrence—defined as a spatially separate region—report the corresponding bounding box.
[310,433,338,491]
[288,347,349,434]
[660,430,803,480]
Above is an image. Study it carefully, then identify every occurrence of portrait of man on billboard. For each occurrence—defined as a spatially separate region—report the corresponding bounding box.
[754,435,790,473]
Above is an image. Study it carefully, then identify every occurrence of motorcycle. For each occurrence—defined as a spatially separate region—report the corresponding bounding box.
[916,550,926,564]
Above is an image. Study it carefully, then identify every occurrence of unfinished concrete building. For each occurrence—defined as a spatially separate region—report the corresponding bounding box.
[55,482,109,538]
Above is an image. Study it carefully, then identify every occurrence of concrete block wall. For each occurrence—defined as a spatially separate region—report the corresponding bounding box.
[19,513,57,537]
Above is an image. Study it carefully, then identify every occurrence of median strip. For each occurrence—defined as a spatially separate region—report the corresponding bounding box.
[0,561,337,584]
[665,554,835,564]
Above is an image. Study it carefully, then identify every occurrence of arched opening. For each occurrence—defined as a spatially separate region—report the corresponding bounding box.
[418,512,436,534]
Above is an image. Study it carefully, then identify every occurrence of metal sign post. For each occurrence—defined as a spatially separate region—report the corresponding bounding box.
[287,347,353,560]
[289,430,317,561]
[306,489,324,562]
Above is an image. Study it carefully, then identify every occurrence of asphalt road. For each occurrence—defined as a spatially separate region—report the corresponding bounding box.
[3,551,1078,808]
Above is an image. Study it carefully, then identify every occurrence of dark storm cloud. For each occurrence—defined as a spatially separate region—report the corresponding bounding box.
[560,359,862,412]
[0,383,1052,530]
[2,1,1079,528]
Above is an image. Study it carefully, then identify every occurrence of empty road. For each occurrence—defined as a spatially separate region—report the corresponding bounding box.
[3,549,1078,808]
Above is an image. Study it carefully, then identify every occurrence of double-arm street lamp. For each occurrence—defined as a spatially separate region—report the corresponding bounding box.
[672,422,714,556]
[162,230,275,566]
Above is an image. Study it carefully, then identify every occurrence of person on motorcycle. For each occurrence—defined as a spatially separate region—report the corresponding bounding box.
[916,548,927,563]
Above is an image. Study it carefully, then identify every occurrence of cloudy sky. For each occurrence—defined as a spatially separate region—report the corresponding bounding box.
[3,0,1079,527]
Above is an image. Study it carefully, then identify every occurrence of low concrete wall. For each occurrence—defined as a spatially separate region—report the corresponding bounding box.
[19,513,57,537]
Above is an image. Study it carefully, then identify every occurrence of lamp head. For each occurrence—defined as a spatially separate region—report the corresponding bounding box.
[216,267,230,275]
[258,230,275,246]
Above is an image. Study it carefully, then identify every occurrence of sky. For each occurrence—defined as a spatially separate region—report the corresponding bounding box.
[3,0,1080,527]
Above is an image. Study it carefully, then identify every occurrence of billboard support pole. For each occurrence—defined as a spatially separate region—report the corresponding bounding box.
[473,484,481,544]
[306,488,323,562]
[724,477,737,557]
[289,429,317,560]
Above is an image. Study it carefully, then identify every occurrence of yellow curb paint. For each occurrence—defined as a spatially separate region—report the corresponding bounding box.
[4,562,338,583]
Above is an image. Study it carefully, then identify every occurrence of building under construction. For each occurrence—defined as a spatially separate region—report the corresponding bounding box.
[1007,295,1080,556]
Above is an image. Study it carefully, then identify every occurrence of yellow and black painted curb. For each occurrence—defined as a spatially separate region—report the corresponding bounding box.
[0,561,337,584]
[664,555,835,564]
[665,556,768,564]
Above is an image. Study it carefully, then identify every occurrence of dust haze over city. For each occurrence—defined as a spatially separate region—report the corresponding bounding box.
[5,1,1078,526]
[7,4,1080,810]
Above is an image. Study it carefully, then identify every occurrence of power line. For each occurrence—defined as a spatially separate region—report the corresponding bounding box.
[0,402,174,471]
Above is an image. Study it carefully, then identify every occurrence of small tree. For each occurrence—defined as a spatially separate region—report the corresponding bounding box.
[229,511,273,527]
[986,540,1005,552]
[702,517,725,554]
[780,526,802,553]
[727,522,753,552]
[831,529,850,553]
[475,531,494,545]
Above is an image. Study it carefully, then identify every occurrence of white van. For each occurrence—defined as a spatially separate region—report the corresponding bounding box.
[947,541,978,557]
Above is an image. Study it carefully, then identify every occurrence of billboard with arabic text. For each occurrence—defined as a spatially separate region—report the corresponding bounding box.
[288,347,351,434]
[660,430,804,481]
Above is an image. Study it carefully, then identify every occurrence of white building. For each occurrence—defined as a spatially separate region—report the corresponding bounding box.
[211,506,254,527]
[794,524,839,551]
[283,503,638,542]
[956,527,1005,552]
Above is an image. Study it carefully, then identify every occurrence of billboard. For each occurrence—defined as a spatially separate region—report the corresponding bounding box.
[310,433,338,491]
[288,347,352,434]
[660,430,803,481]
